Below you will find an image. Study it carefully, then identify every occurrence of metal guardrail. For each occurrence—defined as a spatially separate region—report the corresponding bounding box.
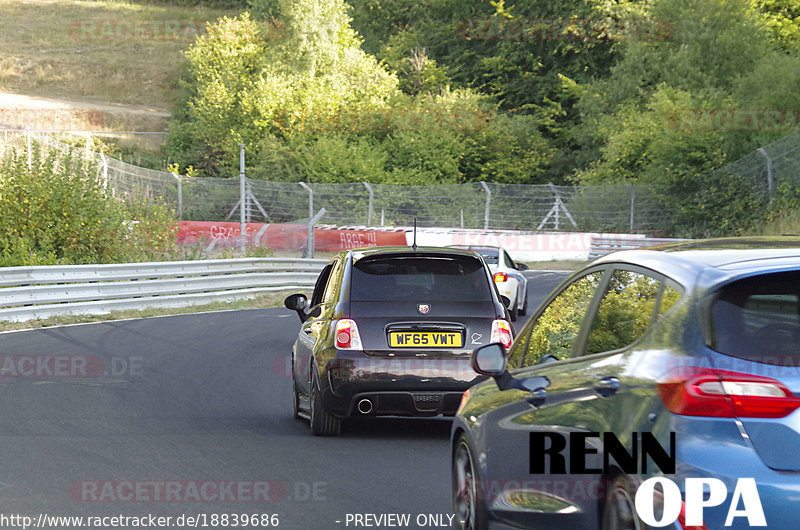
[588,236,693,260]
[0,258,327,323]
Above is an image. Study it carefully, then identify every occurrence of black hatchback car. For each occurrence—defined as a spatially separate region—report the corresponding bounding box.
[284,246,513,436]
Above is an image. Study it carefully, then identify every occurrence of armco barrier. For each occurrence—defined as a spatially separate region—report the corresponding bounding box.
[0,258,327,323]
[587,236,691,259]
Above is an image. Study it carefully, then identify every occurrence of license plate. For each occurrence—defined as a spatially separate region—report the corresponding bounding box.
[388,331,463,348]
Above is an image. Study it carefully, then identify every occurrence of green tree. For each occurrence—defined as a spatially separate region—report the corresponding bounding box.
[569,0,800,235]
[168,0,399,177]
[752,0,800,50]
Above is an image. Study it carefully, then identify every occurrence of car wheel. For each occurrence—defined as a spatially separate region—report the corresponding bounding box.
[602,475,644,530]
[519,292,528,315]
[453,434,486,530]
[509,302,518,321]
[309,372,341,436]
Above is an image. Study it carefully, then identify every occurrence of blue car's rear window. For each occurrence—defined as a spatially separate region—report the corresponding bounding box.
[711,271,800,365]
[350,255,492,302]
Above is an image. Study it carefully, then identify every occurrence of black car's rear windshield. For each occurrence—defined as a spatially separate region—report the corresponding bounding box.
[711,271,800,365]
[351,255,492,302]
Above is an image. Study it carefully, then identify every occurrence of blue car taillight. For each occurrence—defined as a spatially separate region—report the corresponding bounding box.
[657,367,800,418]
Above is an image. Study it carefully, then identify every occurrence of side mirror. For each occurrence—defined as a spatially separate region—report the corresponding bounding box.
[472,343,550,395]
[284,293,309,322]
[516,262,529,271]
[472,343,508,376]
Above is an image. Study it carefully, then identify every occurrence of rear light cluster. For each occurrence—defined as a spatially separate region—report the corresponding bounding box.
[335,319,362,350]
[678,504,709,530]
[491,320,513,349]
[493,272,508,283]
[657,367,800,418]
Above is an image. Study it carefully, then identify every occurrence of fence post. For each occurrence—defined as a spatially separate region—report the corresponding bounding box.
[26,129,32,170]
[306,208,326,259]
[239,143,246,254]
[171,172,183,219]
[480,181,491,230]
[99,151,108,189]
[630,186,636,232]
[299,182,313,220]
[757,148,774,202]
[363,182,374,226]
[547,183,560,230]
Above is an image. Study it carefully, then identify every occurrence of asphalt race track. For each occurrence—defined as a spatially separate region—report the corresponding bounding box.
[0,271,570,530]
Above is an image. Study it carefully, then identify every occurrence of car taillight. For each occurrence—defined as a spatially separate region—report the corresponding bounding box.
[457,390,471,414]
[493,272,508,282]
[335,319,362,350]
[490,320,512,349]
[657,367,800,418]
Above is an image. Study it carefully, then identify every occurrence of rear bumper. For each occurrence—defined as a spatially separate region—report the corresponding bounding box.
[347,391,465,417]
[322,352,481,418]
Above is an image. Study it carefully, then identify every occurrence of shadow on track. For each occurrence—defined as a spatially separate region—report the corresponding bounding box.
[338,416,452,439]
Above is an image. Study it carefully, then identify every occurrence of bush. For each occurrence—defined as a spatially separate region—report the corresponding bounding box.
[0,148,178,266]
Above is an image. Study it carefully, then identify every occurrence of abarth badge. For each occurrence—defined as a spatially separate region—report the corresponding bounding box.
[417,304,431,314]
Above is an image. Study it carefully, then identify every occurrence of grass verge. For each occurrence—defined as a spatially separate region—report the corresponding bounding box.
[750,211,800,237]
[0,0,235,109]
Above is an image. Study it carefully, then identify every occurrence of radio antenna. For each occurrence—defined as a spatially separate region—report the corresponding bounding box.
[412,218,418,251]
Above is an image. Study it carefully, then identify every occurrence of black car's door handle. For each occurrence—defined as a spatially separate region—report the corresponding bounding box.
[594,377,620,397]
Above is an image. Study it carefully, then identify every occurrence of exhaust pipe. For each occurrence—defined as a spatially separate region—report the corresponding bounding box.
[357,399,373,414]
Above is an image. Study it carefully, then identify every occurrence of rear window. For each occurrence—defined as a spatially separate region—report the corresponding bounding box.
[350,255,492,302]
[711,271,800,365]
[476,251,499,265]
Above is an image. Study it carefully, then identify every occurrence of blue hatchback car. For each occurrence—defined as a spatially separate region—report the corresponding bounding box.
[452,241,800,529]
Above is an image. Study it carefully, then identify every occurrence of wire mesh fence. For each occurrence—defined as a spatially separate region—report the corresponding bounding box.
[5,129,797,234]
[702,130,800,204]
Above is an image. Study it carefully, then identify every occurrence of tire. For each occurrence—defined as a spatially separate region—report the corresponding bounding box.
[601,475,644,530]
[452,434,487,530]
[509,301,519,321]
[309,372,341,436]
[519,291,528,316]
